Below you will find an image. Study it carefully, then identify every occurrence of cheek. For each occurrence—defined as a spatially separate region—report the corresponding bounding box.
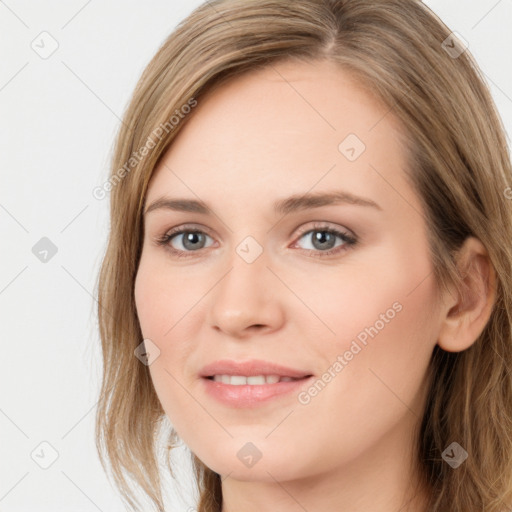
[307,242,438,410]
[317,261,438,424]
[134,254,202,339]
[329,235,439,355]
[288,278,437,468]
[134,257,162,337]
[290,262,434,357]
[134,257,207,421]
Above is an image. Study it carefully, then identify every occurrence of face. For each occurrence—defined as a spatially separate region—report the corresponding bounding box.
[134,59,441,483]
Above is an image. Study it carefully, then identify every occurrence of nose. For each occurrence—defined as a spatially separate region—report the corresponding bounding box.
[207,246,285,339]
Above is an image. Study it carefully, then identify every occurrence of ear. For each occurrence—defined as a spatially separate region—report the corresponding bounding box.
[437,237,497,352]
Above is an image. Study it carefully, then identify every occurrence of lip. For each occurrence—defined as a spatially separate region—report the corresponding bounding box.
[199,359,312,379]
[199,359,314,408]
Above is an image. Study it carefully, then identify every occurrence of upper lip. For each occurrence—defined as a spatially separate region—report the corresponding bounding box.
[199,359,312,379]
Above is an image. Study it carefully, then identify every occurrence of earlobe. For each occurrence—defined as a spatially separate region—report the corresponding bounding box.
[437,237,496,353]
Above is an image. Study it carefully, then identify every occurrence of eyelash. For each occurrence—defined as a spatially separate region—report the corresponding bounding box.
[154,223,358,259]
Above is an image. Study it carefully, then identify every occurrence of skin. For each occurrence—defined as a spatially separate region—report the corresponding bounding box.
[134,59,496,512]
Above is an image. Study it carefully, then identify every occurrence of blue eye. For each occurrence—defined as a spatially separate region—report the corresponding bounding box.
[294,226,357,257]
[157,229,214,255]
[155,224,357,259]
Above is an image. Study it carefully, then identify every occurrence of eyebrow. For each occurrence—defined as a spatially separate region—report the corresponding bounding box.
[143,190,382,217]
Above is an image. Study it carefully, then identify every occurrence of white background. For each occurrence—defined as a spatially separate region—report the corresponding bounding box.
[1,1,511,511]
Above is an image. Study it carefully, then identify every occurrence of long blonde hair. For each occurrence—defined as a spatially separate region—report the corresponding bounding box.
[95,1,512,510]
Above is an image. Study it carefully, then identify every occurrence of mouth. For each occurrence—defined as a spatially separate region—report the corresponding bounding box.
[199,360,314,407]
[204,375,310,385]
[199,358,312,380]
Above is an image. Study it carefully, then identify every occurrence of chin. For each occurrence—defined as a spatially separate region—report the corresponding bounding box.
[197,441,314,483]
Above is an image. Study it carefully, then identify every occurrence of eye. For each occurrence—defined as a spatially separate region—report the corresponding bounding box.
[292,224,357,257]
[155,225,215,258]
[154,223,357,259]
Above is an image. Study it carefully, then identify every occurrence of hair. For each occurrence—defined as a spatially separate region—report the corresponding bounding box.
[94,1,512,511]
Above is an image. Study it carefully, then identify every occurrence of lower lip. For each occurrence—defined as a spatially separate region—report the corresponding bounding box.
[201,376,313,408]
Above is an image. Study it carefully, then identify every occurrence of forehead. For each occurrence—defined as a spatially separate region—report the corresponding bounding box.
[145,58,420,217]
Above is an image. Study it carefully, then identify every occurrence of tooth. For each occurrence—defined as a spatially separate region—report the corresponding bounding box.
[230,376,248,385]
[210,374,296,385]
[247,376,266,385]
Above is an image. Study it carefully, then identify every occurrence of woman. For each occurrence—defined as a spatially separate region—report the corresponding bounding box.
[95,1,512,511]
